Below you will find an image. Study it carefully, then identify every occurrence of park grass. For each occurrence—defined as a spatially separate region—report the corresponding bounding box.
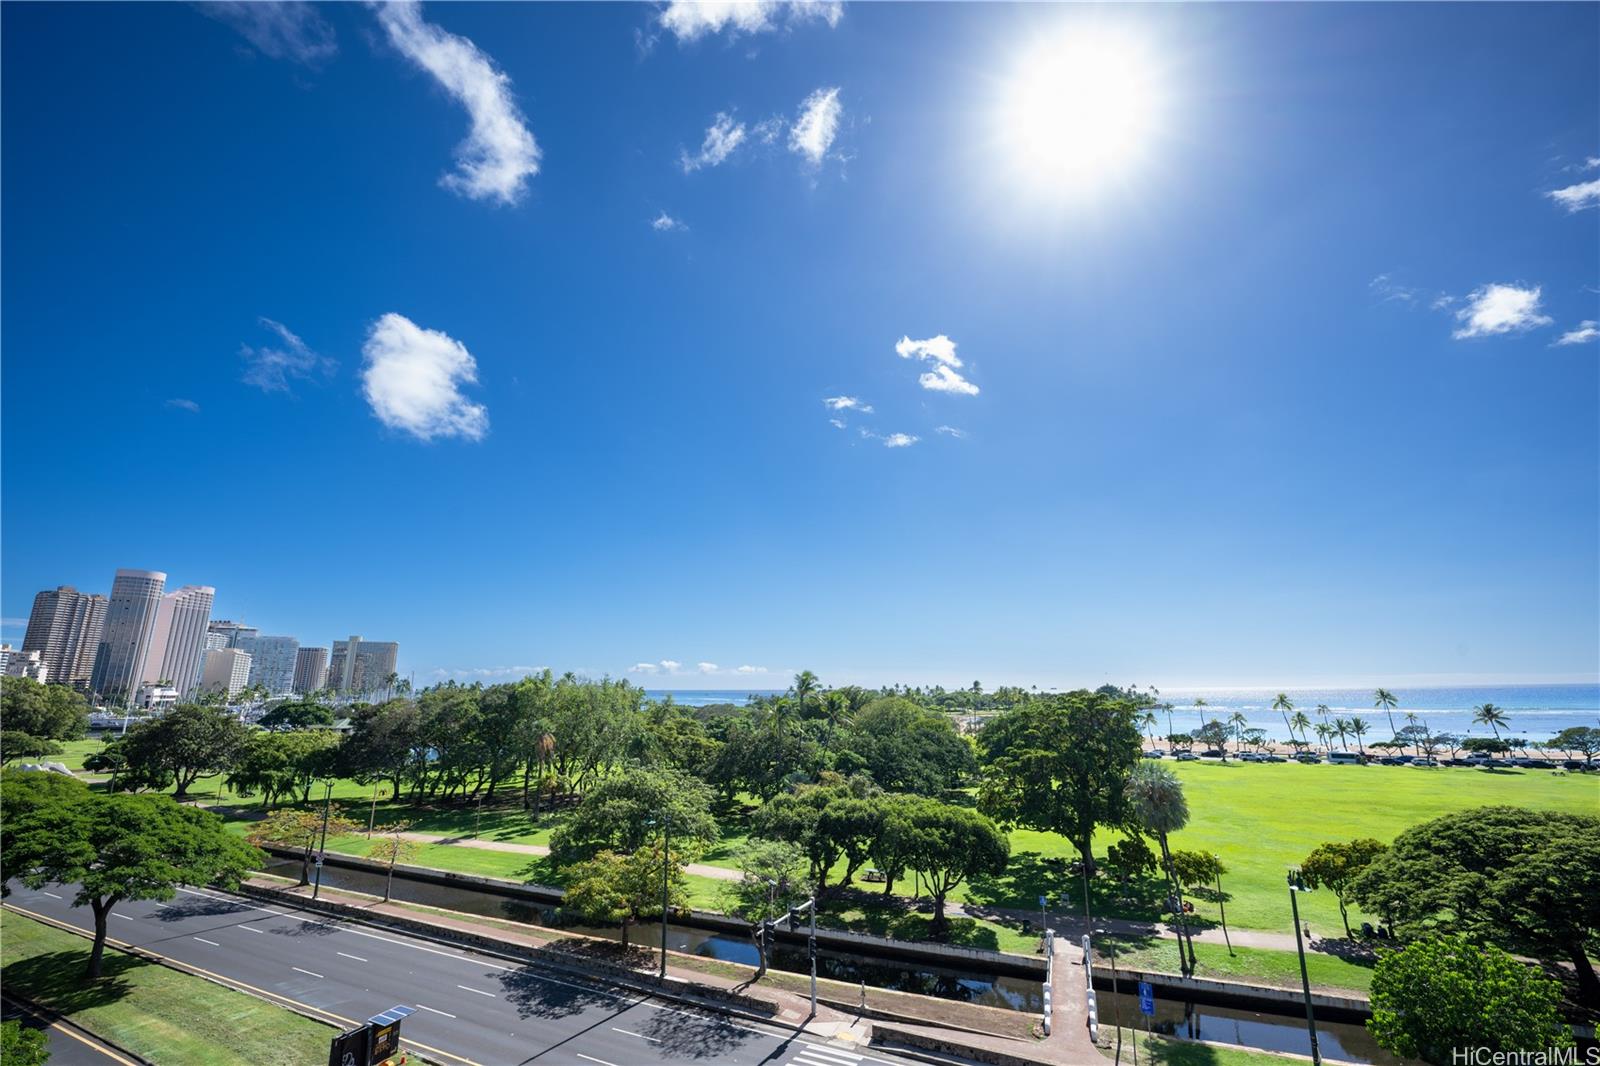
[1100,1027,1317,1066]
[1099,937,1376,994]
[0,909,334,1065]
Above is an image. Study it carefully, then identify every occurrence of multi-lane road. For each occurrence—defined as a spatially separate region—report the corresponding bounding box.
[4,885,923,1066]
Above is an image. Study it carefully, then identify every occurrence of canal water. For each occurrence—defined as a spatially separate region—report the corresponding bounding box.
[273,858,1405,1063]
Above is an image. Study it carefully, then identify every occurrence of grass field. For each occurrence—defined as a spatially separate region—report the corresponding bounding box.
[1099,937,1376,993]
[1099,1027,1315,1066]
[0,909,334,1065]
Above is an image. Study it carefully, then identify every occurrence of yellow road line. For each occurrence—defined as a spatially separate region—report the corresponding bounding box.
[1,903,482,1066]
[3,994,141,1066]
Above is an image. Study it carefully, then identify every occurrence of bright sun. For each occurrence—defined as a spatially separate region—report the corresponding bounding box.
[999,31,1161,196]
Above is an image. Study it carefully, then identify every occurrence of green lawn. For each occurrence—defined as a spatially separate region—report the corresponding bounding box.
[1100,1027,1319,1066]
[1098,937,1376,994]
[1,909,334,1065]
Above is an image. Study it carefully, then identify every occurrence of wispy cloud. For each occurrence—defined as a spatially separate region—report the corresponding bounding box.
[1452,283,1553,340]
[361,312,488,441]
[1369,274,1420,305]
[936,425,967,438]
[860,428,918,448]
[697,662,719,674]
[681,113,746,172]
[199,1,337,66]
[1546,179,1600,212]
[165,398,201,413]
[658,0,842,43]
[240,317,337,393]
[789,87,841,168]
[430,664,549,680]
[1553,320,1599,346]
[375,2,540,205]
[823,395,873,413]
[651,211,688,232]
[829,418,846,429]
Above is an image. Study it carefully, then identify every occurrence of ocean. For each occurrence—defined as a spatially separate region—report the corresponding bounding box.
[645,683,1599,744]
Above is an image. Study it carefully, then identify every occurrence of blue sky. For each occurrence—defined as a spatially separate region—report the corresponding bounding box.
[3,2,1597,690]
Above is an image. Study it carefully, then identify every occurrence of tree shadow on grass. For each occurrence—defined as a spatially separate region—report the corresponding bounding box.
[3,950,137,1013]
[636,1004,761,1059]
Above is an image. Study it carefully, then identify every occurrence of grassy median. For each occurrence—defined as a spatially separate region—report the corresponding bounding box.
[0,909,335,1065]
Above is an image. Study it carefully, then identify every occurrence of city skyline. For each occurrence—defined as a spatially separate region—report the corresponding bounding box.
[2,3,1596,691]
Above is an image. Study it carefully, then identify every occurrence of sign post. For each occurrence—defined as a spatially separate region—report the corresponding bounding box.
[328,1005,415,1066]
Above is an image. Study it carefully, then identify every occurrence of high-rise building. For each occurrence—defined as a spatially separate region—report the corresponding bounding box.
[293,646,329,695]
[200,647,252,698]
[90,569,167,703]
[6,648,48,682]
[238,634,298,695]
[328,636,400,696]
[207,620,258,648]
[21,585,109,688]
[0,643,12,673]
[141,585,215,699]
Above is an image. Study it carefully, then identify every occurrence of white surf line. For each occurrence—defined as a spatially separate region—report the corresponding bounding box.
[611,1028,661,1042]
[192,937,220,946]
[414,1004,457,1018]
[292,967,324,979]
[455,984,496,997]
[577,1055,621,1066]
[336,952,368,962]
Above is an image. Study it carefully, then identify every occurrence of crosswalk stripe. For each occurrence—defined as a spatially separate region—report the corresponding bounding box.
[795,1048,862,1066]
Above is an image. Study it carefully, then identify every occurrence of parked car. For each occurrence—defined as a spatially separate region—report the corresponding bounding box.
[1412,757,1440,767]
[1261,753,1288,763]
[1378,755,1407,765]
[1199,749,1226,759]
[1174,751,1199,761]
[1561,759,1590,772]
[1142,750,1165,759]
[1295,753,1321,764]
[1238,752,1262,762]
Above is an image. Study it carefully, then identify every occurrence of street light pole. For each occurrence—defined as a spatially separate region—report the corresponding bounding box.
[312,780,333,901]
[659,811,671,979]
[1286,869,1322,1066]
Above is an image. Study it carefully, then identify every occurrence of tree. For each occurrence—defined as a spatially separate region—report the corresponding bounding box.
[1227,711,1248,753]
[1194,719,1231,758]
[1348,716,1370,755]
[367,822,422,902]
[549,766,717,863]
[0,731,63,763]
[1470,703,1507,739]
[1368,935,1573,1065]
[257,701,335,732]
[1,772,261,978]
[0,1020,48,1066]
[1171,849,1232,953]
[225,730,339,809]
[903,801,1010,935]
[247,807,360,885]
[562,845,685,948]
[338,699,422,800]
[1550,726,1600,767]
[1106,835,1158,882]
[1353,806,1600,1007]
[836,696,975,795]
[1299,838,1387,939]
[1374,688,1399,740]
[791,670,819,721]
[977,690,1141,874]
[718,840,808,977]
[1125,762,1196,975]
[1,677,89,740]
[120,704,250,799]
[751,778,882,894]
[1272,693,1294,744]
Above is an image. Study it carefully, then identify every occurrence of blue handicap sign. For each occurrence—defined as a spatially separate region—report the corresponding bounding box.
[1038,895,1047,907]
[1138,981,1155,1016]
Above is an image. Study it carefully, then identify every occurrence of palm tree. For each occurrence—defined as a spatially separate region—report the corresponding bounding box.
[792,670,818,720]
[1349,716,1370,756]
[1314,721,1333,753]
[1290,710,1312,750]
[1374,688,1399,738]
[1472,703,1508,739]
[1140,711,1159,751]
[1272,693,1294,747]
[1228,711,1248,754]
[1332,717,1351,751]
[1126,763,1197,977]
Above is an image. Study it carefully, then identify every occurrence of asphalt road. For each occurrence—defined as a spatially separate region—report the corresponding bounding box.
[2,993,139,1065]
[3,884,920,1066]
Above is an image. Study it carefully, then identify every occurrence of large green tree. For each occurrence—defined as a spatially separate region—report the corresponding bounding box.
[225,730,340,809]
[1,772,261,977]
[903,801,1010,934]
[1368,935,1573,1064]
[257,701,335,732]
[549,766,717,862]
[0,677,88,740]
[1299,838,1388,939]
[718,840,809,977]
[977,690,1141,873]
[1353,806,1600,1007]
[836,696,975,795]
[246,807,361,886]
[1550,726,1600,767]
[750,778,881,894]
[562,844,685,948]
[120,704,251,799]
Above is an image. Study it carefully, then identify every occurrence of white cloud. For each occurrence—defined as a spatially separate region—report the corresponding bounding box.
[651,211,688,232]
[823,395,873,413]
[629,659,687,675]
[1553,320,1600,346]
[1451,284,1554,340]
[375,2,540,206]
[200,1,337,65]
[240,317,337,393]
[697,662,719,674]
[1430,293,1456,311]
[658,0,842,43]
[1547,179,1600,212]
[361,312,489,441]
[896,334,962,367]
[882,432,918,448]
[753,117,786,144]
[629,662,660,674]
[829,418,846,429]
[1369,274,1419,305]
[681,113,747,172]
[789,87,841,168]
[918,364,980,395]
[935,425,967,438]
[735,664,766,674]
[660,659,683,672]
[165,398,201,413]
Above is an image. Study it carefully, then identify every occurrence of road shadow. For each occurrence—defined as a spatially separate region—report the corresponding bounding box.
[499,964,620,1021]
[149,896,253,922]
[636,1005,761,1058]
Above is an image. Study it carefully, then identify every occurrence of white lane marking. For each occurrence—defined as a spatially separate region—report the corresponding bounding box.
[798,1044,865,1064]
[414,1004,456,1018]
[192,937,220,947]
[40,891,62,899]
[611,1028,661,1042]
[112,913,134,921]
[577,1056,621,1066]
[241,925,264,933]
[336,952,368,962]
[292,966,324,979]
[456,984,496,997]
[797,1055,860,1066]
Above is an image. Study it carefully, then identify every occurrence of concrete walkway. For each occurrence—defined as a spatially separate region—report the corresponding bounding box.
[392,829,746,882]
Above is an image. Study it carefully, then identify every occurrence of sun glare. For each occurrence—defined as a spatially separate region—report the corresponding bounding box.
[998,30,1162,197]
